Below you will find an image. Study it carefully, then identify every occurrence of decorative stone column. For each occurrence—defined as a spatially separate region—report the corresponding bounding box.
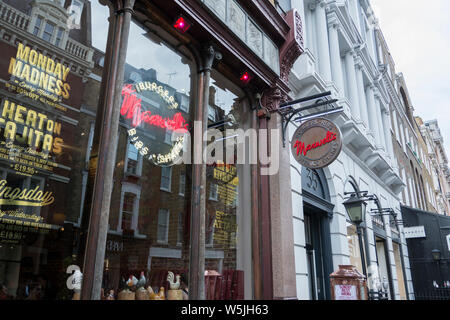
[374,91,386,151]
[366,85,381,145]
[355,57,369,129]
[327,15,345,95]
[344,50,361,122]
[312,0,332,82]
[381,108,394,159]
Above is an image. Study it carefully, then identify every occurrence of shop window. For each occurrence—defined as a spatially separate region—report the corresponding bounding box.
[160,167,172,192]
[102,17,195,299]
[42,21,55,42]
[346,223,368,276]
[0,1,109,299]
[157,209,170,244]
[204,70,253,299]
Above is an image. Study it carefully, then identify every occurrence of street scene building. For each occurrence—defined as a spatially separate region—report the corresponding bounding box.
[0,0,448,301]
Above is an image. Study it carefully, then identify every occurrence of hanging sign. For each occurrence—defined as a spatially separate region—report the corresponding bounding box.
[291,118,342,169]
[120,82,189,167]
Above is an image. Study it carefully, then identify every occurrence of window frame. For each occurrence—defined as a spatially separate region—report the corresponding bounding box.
[157,208,170,244]
[160,166,172,192]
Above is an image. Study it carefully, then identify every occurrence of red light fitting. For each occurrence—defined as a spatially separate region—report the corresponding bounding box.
[173,16,191,33]
[240,71,251,84]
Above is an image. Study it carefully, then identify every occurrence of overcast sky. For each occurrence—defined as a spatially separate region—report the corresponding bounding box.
[371,0,450,157]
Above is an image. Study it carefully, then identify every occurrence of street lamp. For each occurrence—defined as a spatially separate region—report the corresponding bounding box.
[432,249,441,262]
[343,192,368,285]
[343,193,367,225]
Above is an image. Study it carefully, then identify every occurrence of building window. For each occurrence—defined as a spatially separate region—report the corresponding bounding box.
[157,209,170,243]
[164,129,172,144]
[42,21,55,42]
[179,94,189,113]
[177,212,183,245]
[121,193,135,231]
[160,166,172,192]
[33,17,42,36]
[209,183,218,201]
[126,141,139,174]
[55,27,64,47]
[68,0,84,27]
[208,105,216,121]
[179,172,186,196]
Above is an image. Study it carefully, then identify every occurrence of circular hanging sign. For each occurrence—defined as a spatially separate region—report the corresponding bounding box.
[291,118,342,169]
[120,81,190,167]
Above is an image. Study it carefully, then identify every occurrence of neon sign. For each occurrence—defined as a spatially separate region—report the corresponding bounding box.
[120,82,189,166]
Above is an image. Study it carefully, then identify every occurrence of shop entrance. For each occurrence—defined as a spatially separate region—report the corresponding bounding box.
[304,204,329,300]
[301,168,334,300]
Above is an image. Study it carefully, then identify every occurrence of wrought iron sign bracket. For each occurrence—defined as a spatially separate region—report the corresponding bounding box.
[276,91,343,147]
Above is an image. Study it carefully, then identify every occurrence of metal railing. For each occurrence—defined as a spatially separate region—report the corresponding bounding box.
[0,0,93,64]
[415,289,450,300]
[0,1,31,30]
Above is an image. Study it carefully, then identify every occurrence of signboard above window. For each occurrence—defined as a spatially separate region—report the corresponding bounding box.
[200,0,280,74]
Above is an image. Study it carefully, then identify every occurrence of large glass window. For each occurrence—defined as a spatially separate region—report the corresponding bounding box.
[204,70,253,299]
[0,0,108,299]
[102,17,195,300]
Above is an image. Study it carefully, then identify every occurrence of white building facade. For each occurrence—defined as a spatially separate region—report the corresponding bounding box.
[285,0,414,300]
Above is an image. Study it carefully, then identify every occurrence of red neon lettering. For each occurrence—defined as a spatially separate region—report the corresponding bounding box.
[120,84,188,132]
[293,131,337,157]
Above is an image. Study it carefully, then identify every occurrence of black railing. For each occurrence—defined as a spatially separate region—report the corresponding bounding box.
[415,289,450,300]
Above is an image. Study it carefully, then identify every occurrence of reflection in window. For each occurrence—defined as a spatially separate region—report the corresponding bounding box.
[126,142,139,174]
[121,193,135,231]
[33,17,42,36]
[179,172,186,196]
[177,212,184,245]
[55,28,64,47]
[157,209,169,243]
[42,21,55,42]
[103,18,195,300]
[203,70,253,299]
[346,223,367,275]
[68,0,84,26]
[160,167,172,192]
[209,183,218,201]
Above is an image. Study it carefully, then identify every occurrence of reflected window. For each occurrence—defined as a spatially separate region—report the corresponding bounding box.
[157,209,169,243]
[121,193,136,231]
[177,212,183,245]
[55,28,64,47]
[33,17,42,36]
[126,142,139,175]
[209,183,218,201]
[160,167,172,192]
[179,172,186,196]
[0,1,109,299]
[42,21,55,42]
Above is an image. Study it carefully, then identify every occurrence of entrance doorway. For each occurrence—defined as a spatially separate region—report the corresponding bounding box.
[304,204,329,300]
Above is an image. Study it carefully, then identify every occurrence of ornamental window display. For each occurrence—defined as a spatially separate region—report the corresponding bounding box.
[0,0,308,301]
